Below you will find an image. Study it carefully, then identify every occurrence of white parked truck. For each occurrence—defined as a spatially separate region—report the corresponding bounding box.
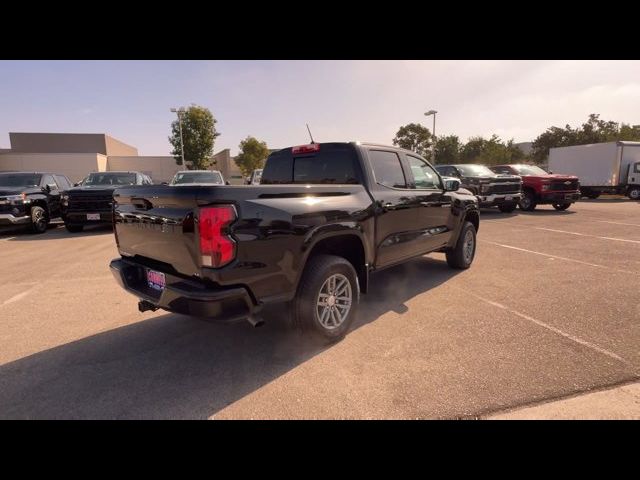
[548,141,640,200]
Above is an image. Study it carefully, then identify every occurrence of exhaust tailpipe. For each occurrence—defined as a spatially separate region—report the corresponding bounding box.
[247,315,265,328]
[138,300,159,313]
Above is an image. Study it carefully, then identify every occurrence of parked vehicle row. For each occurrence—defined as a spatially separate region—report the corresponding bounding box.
[434,163,582,212]
[0,169,231,234]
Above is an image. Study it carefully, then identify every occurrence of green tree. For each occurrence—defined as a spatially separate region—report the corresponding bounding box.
[234,136,270,177]
[433,135,461,164]
[168,104,220,169]
[460,136,487,163]
[531,114,640,163]
[459,135,526,165]
[392,123,433,157]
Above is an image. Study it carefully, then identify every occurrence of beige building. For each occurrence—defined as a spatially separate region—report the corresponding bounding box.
[211,148,244,184]
[0,132,241,184]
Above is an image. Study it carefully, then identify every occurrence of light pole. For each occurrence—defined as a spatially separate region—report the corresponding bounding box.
[170,107,186,166]
[424,109,437,161]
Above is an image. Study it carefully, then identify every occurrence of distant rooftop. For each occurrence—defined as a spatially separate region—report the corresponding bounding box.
[7,132,138,156]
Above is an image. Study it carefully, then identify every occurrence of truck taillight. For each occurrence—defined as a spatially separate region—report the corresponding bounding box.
[198,205,236,268]
[292,143,320,154]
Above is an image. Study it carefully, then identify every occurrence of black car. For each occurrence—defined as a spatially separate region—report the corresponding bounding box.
[110,141,480,341]
[0,171,72,233]
[61,171,152,232]
[434,164,522,213]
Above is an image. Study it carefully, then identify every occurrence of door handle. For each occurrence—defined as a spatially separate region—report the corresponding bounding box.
[383,202,397,210]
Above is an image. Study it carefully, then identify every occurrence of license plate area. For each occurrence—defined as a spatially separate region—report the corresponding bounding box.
[146,269,166,292]
[565,194,573,200]
[87,213,100,220]
[505,195,513,201]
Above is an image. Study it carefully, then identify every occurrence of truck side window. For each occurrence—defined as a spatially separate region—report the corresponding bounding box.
[407,156,441,189]
[635,163,640,173]
[54,175,71,189]
[368,150,407,189]
[42,174,57,190]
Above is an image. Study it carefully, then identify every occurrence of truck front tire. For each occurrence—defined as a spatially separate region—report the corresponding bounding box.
[446,221,476,270]
[498,203,517,213]
[30,206,48,234]
[293,254,359,343]
[628,187,640,200]
[519,190,537,211]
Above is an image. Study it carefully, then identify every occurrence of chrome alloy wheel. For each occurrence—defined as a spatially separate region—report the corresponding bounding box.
[463,229,475,264]
[316,273,352,329]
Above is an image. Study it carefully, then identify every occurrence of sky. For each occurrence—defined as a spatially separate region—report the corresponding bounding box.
[1,60,639,156]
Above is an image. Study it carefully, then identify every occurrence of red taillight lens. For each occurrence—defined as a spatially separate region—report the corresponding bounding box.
[292,143,320,154]
[199,205,236,268]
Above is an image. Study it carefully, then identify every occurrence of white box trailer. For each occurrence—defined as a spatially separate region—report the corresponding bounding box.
[548,141,640,199]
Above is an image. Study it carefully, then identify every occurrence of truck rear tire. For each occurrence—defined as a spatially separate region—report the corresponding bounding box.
[628,187,640,200]
[552,203,571,211]
[519,190,537,211]
[293,254,359,342]
[498,203,517,213]
[446,221,476,270]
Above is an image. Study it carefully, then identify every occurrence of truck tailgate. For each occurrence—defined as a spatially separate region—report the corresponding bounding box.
[113,185,204,277]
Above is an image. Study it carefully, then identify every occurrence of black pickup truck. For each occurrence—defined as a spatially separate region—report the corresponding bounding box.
[0,171,72,233]
[61,171,153,232]
[109,142,480,341]
[435,164,522,213]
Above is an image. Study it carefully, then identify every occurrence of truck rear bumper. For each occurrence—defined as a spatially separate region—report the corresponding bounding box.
[109,258,258,322]
[538,192,581,204]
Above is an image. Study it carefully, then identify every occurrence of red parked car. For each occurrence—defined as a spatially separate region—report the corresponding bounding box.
[489,164,581,211]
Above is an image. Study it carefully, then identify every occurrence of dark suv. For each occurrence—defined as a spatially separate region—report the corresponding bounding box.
[0,171,72,233]
[435,164,522,213]
[62,171,152,232]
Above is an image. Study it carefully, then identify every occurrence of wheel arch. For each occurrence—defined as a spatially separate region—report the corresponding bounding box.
[300,230,369,294]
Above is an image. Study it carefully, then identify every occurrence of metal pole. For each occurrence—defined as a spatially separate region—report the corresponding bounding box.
[432,113,437,161]
[178,111,185,167]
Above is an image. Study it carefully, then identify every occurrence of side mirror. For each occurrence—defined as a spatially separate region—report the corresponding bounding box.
[225,181,231,185]
[73,182,80,187]
[443,178,460,192]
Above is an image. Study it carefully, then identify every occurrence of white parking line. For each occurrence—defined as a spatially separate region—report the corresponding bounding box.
[1,286,38,307]
[597,220,640,228]
[535,227,640,244]
[464,290,633,368]
[0,237,16,242]
[481,240,637,275]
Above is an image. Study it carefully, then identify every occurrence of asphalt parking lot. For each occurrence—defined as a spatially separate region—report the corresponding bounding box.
[0,199,638,419]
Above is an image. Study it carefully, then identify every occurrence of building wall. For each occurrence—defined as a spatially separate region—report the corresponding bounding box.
[212,149,244,184]
[0,153,105,183]
[106,156,180,183]
[105,135,138,156]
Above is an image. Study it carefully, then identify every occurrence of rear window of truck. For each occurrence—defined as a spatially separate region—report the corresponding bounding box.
[262,144,360,184]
